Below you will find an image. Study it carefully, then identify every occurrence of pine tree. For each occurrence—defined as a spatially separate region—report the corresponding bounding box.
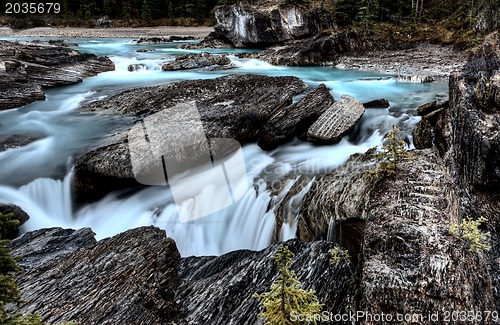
[0,213,21,324]
[254,245,323,325]
[372,124,409,177]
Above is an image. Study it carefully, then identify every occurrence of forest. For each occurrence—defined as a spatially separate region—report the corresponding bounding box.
[0,0,498,32]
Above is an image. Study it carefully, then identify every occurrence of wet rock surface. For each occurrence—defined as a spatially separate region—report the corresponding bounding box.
[214,3,331,47]
[258,83,335,150]
[307,94,365,144]
[0,133,44,152]
[0,204,30,239]
[12,227,182,324]
[161,52,232,71]
[0,40,114,110]
[74,74,309,203]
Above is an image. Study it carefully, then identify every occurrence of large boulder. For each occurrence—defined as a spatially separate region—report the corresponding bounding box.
[307,94,365,144]
[214,3,331,47]
[161,52,232,71]
[12,227,182,324]
[74,74,308,203]
[0,40,114,110]
[0,204,30,239]
[258,83,335,150]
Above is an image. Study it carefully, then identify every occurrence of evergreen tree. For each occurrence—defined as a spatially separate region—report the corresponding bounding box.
[254,245,323,325]
[0,213,20,324]
[372,125,409,177]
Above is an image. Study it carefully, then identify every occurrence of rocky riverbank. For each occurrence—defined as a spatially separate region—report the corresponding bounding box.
[7,31,500,323]
[0,40,114,110]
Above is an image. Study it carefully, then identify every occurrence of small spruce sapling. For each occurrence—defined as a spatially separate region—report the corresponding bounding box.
[254,244,323,325]
[370,125,409,178]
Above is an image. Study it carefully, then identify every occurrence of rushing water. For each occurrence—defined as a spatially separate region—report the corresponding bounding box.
[0,38,448,256]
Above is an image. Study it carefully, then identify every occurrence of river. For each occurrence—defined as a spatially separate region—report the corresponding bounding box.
[0,38,448,256]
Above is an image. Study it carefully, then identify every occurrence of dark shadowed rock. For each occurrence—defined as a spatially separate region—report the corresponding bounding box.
[0,204,30,239]
[178,239,355,325]
[127,63,147,71]
[250,33,355,66]
[12,226,182,324]
[214,3,332,48]
[161,52,232,71]
[363,98,390,108]
[179,31,234,49]
[0,133,44,152]
[137,36,196,44]
[258,83,335,150]
[0,40,114,110]
[74,74,308,203]
[307,94,365,144]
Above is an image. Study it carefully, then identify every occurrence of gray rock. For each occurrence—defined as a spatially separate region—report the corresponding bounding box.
[12,226,182,324]
[127,63,147,71]
[178,32,234,49]
[307,94,365,144]
[95,15,112,28]
[363,98,390,108]
[0,204,30,239]
[0,40,114,110]
[258,83,335,150]
[74,74,308,203]
[178,239,354,325]
[214,3,332,47]
[161,52,232,71]
[0,133,45,152]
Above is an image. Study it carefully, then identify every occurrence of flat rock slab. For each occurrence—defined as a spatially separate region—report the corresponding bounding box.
[259,83,335,150]
[161,52,232,71]
[307,94,365,144]
[0,40,114,110]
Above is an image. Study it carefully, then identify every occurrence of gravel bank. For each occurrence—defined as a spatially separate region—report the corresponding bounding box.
[0,26,213,39]
[336,44,466,83]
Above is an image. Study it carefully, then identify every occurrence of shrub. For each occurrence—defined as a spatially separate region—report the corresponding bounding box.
[449,217,491,252]
[329,246,351,265]
[369,125,410,179]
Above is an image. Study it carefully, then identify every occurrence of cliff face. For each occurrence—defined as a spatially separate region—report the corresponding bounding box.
[214,3,331,47]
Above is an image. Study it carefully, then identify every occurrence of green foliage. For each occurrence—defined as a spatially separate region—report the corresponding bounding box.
[254,244,323,324]
[329,246,351,265]
[0,213,74,325]
[449,217,491,252]
[370,125,409,178]
[0,213,21,324]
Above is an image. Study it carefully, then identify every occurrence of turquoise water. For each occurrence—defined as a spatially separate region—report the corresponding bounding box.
[0,38,448,256]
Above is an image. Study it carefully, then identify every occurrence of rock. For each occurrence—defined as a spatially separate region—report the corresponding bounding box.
[47,40,78,47]
[447,32,500,190]
[161,52,232,71]
[179,31,234,49]
[137,36,196,44]
[417,100,438,115]
[178,239,355,324]
[413,100,450,151]
[359,150,495,316]
[258,83,335,150]
[0,204,30,239]
[0,40,114,110]
[397,74,435,83]
[250,33,355,66]
[127,63,147,71]
[293,152,375,243]
[214,3,331,47]
[136,48,156,53]
[74,74,308,203]
[95,15,112,28]
[12,226,183,324]
[362,98,390,108]
[307,94,365,144]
